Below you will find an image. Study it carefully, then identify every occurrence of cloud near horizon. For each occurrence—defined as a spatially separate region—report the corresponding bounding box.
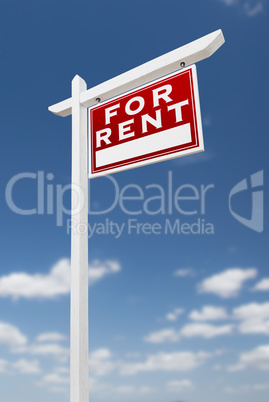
[252,278,269,291]
[0,321,27,347]
[0,258,121,300]
[144,322,233,343]
[197,268,257,298]
[228,344,269,371]
[189,306,229,321]
[0,358,41,375]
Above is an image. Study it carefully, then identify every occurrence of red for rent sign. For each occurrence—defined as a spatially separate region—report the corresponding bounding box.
[89,65,203,178]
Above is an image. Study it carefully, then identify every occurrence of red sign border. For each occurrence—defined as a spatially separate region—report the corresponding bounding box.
[88,65,203,178]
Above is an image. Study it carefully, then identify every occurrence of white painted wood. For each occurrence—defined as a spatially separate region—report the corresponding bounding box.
[49,97,73,117]
[49,29,224,117]
[95,124,192,168]
[70,75,89,402]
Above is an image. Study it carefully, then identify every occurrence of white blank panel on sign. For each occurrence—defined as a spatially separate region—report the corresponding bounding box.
[96,123,191,168]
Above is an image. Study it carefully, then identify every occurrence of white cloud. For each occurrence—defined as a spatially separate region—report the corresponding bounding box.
[189,306,228,321]
[253,278,269,291]
[0,358,41,375]
[90,349,113,361]
[112,385,154,395]
[12,359,41,374]
[120,351,212,375]
[41,368,153,396]
[37,376,68,395]
[138,386,154,394]
[42,373,70,385]
[215,349,226,356]
[54,366,69,374]
[41,346,211,380]
[225,385,250,394]
[0,259,70,300]
[166,379,192,392]
[0,258,121,300]
[114,386,135,394]
[233,302,269,321]
[0,321,27,346]
[198,268,257,298]
[47,386,69,394]
[244,1,264,15]
[89,348,119,376]
[180,323,233,339]
[13,343,69,362]
[225,383,269,393]
[144,322,233,344]
[174,268,195,277]
[254,384,269,390]
[228,363,245,372]
[89,260,121,285]
[220,0,264,16]
[36,332,67,343]
[0,359,8,373]
[113,385,154,395]
[220,0,238,5]
[228,345,269,371]
[144,328,180,343]
[213,364,223,370]
[37,368,71,394]
[89,377,109,394]
[166,308,184,322]
[88,378,154,396]
[145,301,269,345]
[232,302,269,335]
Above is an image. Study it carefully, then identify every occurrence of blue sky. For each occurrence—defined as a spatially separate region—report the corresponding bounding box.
[0,0,269,401]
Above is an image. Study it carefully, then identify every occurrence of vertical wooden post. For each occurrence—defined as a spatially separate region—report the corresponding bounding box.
[70,75,89,402]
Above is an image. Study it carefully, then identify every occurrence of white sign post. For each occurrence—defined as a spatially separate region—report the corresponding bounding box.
[49,29,224,402]
[70,76,89,402]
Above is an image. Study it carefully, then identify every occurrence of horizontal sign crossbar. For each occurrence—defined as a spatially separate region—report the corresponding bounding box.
[49,29,224,117]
